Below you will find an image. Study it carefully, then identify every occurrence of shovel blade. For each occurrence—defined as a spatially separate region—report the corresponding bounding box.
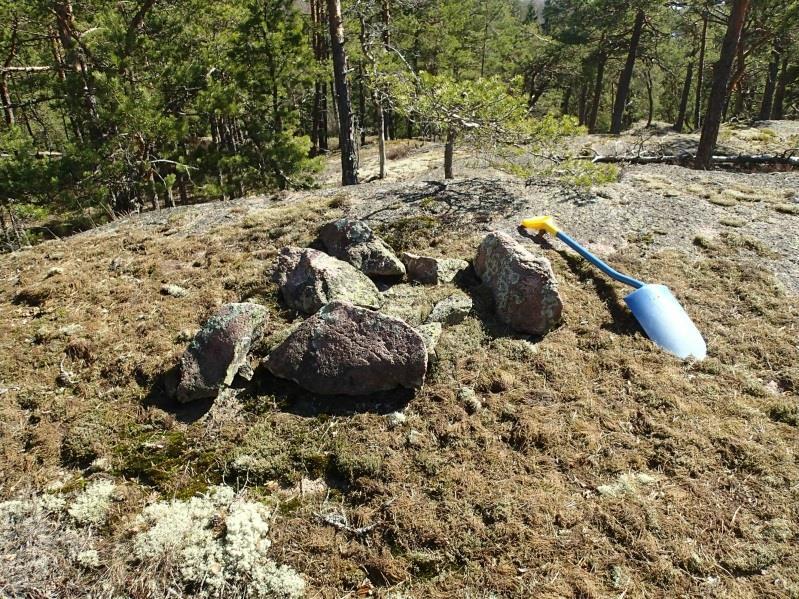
[624,284,706,360]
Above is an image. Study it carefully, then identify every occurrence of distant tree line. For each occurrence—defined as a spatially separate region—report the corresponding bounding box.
[1,0,797,247]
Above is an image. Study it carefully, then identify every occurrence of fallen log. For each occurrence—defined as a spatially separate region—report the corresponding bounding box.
[587,152,799,167]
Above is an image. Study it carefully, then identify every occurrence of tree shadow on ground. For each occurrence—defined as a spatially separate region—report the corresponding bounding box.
[362,178,527,226]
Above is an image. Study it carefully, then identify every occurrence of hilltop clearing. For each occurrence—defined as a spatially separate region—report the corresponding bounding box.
[1,141,798,597]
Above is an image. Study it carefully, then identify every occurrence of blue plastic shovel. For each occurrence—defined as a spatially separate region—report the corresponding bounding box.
[521,216,706,360]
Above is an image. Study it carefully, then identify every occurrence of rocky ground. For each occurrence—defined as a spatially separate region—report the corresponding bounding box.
[0,124,798,598]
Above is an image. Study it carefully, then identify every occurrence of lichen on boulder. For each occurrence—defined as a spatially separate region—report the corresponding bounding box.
[427,291,473,325]
[271,246,380,314]
[402,252,468,285]
[474,231,563,335]
[176,302,268,403]
[317,218,405,277]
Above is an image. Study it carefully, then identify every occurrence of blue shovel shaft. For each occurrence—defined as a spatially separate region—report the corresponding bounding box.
[552,231,706,360]
[554,231,644,289]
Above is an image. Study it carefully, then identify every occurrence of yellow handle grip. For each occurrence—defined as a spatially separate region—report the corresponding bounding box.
[521,215,560,236]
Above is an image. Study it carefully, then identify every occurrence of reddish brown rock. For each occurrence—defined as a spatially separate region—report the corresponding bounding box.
[265,301,427,395]
[176,303,268,403]
[474,231,563,335]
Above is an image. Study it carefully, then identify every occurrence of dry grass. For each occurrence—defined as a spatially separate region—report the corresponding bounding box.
[1,194,798,597]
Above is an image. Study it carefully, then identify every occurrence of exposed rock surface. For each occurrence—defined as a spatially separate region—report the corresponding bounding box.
[402,252,468,285]
[318,218,405,277]
[177,302,268,403]
[266,301,427,395]
[427,292,473,325]
[474,231,563,335]
[271,246,380,314]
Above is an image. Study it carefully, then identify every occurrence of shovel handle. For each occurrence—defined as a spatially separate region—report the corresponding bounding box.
[522,216,644,289]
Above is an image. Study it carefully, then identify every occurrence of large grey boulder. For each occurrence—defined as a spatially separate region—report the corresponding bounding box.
[176,303,268,403]
[271,246,380,314]
[265,301,427,395]
[474,231,563,335]
[318,218,405,277]
[402,252,468,285]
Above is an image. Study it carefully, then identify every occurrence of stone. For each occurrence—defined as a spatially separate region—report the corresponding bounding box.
[176,302,268,403]
[415,322,442,358]
[161,283,188,298]
[266,301,427,396]
[427,292,473,325]
[457,387,482,414]
[318,218,405,277]
[474,231,563,335]
[401,252,468,285]
[379,283,434,326]
[271,246,380,314]
[386,411,407,428]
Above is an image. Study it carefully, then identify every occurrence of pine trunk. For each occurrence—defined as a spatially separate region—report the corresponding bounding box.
[674,62,693,132]
[610,9,645,135]
[0,75,13,126]
[693,14,708,130]
[588,53,606,132]
[577,83,588,126]
[327,0,358,185]
[771,57,789,119]
[560,86,572,116]
[759,47,780,121]
[694,0,751,170]
[444,130,455,180]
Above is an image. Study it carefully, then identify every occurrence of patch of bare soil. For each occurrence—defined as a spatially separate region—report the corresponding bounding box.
[0,142,798,597]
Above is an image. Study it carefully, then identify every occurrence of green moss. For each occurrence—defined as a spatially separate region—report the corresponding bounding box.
[227,416,334,485]
[114,428,193,489]
[331,439,384,483]
[549,160,620,190]
[768,404,798,427]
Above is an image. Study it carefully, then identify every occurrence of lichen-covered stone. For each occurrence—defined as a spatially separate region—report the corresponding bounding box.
[266,301,427,396]
[318,218,405,277]
[415,322,442,358]
[379,283,434,326]
[427,292,473,325]
[474,231,562,335]
[176,302,268,403]
[402,252,468,285]
[271,246,380,314]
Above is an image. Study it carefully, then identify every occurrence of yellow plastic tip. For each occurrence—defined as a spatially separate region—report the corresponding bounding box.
[521,215,560,236]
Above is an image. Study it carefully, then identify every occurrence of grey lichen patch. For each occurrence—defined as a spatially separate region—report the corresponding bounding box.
[596,472,658,498]
[379,284,436,326]
[415,322,443,358]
